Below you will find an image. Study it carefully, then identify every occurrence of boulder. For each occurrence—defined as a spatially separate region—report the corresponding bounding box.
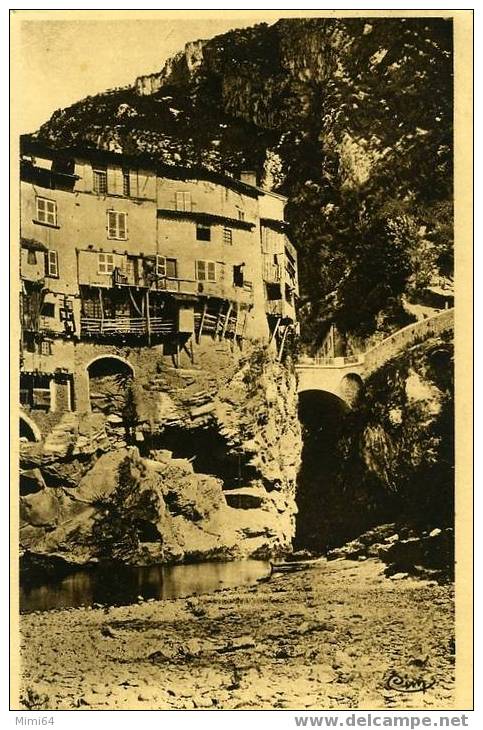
[20,489,65,528]
[380,528,454,574]
[20,468,46,495]
[74,448,132,503]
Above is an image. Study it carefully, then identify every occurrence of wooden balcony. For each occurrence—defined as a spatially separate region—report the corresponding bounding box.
[81,315,175,337]
[111,270,254,303]
[263,262,282,283]
[265,298,296,321]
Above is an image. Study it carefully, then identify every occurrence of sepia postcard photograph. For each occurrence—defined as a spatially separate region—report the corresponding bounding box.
[9,8,473,714]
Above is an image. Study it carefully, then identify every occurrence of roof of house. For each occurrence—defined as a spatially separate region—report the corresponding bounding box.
[20,136,287,202]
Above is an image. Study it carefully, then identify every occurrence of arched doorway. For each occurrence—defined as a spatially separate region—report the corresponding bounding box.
[86,356,134,414]
[19,413,41,442]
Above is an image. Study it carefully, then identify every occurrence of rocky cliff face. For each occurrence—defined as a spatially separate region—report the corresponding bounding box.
[295,333,454,554]
[20,343,301,568]
[31,17,453,344]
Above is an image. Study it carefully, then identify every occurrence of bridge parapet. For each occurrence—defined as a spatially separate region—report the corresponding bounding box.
[295,308,454,402]
[295,360,364,398]
[363,308,454,375]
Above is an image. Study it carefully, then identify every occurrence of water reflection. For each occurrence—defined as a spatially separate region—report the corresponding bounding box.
[20,560,271,613]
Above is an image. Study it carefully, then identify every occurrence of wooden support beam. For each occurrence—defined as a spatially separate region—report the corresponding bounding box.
[239,309,248,349]
[98,288,104,335]
[183,336,195,364]
[197,301,207,343]
[146,289,151,345]
[269,316,281,345]
[221,302,233,340]
[214,301,224,340]
[233,305,240,339]
[277,324,289,362]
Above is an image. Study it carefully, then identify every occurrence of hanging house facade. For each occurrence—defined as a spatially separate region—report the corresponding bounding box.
[19,138,299,417]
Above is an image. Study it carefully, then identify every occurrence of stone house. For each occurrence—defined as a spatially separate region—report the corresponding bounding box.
[19,138,299,426]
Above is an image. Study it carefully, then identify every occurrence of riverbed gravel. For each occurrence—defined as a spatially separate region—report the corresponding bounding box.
[18,558,455,710]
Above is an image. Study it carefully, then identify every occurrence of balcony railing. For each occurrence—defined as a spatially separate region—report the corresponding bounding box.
[110,270,254,301]
[265,298,296,318]
[81,316,176,337]
[299,354,365,367]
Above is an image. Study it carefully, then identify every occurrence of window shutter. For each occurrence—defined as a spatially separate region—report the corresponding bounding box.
[37,198,45,222]
[207,261,216,282]
[196,260,205,280]
[118,213,127,239]
[123,171,130,197]
[46,250,58,277]
[46,200,56,225]
[156,256,166,277]
[107,211,117,238]
[166,258,177,278]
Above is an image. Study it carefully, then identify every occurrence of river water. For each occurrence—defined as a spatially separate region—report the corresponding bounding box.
[20,559,272,613]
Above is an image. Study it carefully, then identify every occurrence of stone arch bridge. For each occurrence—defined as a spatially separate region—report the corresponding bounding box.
[295,309,454,405]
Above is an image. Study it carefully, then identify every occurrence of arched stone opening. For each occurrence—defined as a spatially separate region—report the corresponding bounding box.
[295,389,352,553]
[86,356,134,414]
[19,413,41,442]
[339,372,364,407]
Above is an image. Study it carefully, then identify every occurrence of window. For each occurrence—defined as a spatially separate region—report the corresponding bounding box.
[27,250,36,265]
[98,253,115,274]
[82,297,102,318]
[93,169,108,195]
[36,197,57,226]
[40,302,55,318]
[196,260,216,283]
[238,210,245,221]
[223,227,233,245]
[123,170,130,197]
[196,224,211,242]
[45,250,59,278]
[233,264,244,288]
[40,341,52,356]
[266,283,282,301]
[156,256,177,278]
[107,210,127,240]
[175,191,191,212]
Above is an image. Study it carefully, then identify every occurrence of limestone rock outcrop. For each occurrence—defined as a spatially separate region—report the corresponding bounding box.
[20,343,302,568]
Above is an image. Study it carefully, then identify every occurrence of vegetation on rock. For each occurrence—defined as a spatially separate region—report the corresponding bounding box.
[296,334,454,552]
[31,17,453,344]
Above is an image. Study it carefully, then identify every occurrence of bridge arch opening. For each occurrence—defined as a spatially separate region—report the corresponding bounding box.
[339,372,364,407]
[295,389,350,552]
[86,356,134,414]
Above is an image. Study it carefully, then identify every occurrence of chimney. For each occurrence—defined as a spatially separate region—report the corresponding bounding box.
[240,170,257,187]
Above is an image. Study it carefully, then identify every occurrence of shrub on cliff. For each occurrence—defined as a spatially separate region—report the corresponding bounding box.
[91,453,162,562]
